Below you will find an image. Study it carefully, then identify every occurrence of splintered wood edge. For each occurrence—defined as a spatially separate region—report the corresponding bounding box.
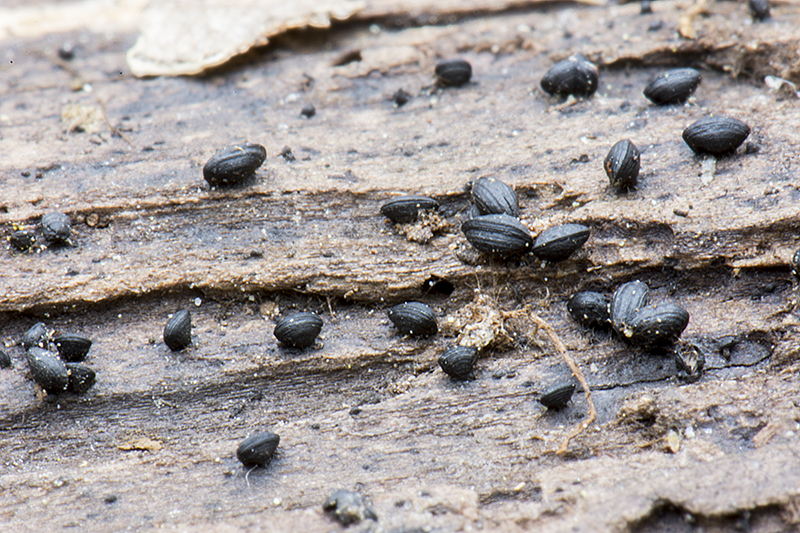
[126,2,367,77]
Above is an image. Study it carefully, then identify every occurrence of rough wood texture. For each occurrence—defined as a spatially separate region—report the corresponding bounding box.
[2,1,800,532]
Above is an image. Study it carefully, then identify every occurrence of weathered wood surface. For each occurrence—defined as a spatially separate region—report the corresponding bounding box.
[2,1,800,532]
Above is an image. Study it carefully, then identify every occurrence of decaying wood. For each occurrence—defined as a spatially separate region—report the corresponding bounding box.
[2,1,800,532]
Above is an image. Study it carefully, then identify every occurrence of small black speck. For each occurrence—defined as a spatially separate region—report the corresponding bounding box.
[104,494,118,504]
[301,104,316,118]
[21,171,31,177]
[279,145,295,161]
[322,251,334,258]
[648,20,664,31]
[248,249,264,258]
[392,89,411,107]
[310,423,320,430]
[66,268,80,276]
[349,406,362,416]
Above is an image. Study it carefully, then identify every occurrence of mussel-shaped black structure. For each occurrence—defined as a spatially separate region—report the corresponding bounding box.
[380,195,439,224]
[682,116,750,156]
[540,55,599,98]
[539,383,576,410]
[434,59,472,87]
[274,312,323,349]
[388,302,438,338]
[626,302,690,346]
[567,291,611,329]
[9,230,36,251]
[610,280,649,336]
[461,214,533,257]
[438,345,478,380]
[748,0,770,20]
[54,334,92,362]
[164,309,192,351]
[532,223,590,262]
[26,347,69,394]
[0,350,12,369]
[604,139,640,191]
[41,212,71,244]
[471,177,520,217]
[643,68,702,105]
[66,363,96,393]
[323,489,378,526]
[300,104,316,118]
[792,248,800,279]
[236,431,280,467]
[22,322,50,351]
[203,143,267,187]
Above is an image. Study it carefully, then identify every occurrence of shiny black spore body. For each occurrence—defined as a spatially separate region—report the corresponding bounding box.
[682,116,750,156]
[380,195,439,224]
[274,312,323,349]
[531,223,590,262]
[54,334,92,362]
[203,143,266,186]
[164,309,192,351]
[471,177,519,217]
[539,383,576,410]
[461,214,533,257]
[435,59,472,87]
[567,291,611,329]
[540,55,599,98]
[604,139,640,191]
[610,280,649,335]
[438,345,478,380]
[236,431,280,466]
[643,68,702,105]
[626,302,690,346]
[388,302,438,337]
[26,347,69,394]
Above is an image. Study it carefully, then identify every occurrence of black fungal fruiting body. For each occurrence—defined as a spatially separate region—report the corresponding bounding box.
[203,143,267,187]
[66,363,96,393]
[435,59,472,87]
[567,291,611,329]
[273,312,323,349]
[164,309,192,351]
[0,350,12,369]
[749,0,770,20]
[323,489,378,526]
[540,55,599,98]
[792,248,800,278]
[392,89,411,107]
[604,139,640,191]
[300,104,316,118]
[41,212,71,244]
[610,280,649,336]
[532,223,590,262]
[626,302,690,346]
[682,116,751,156]
[471,177,520,217]
[380,195,439,224]
[54,334,92,362]
[22,322,50,351]
[236,431,280,467]
[26,347,69,394]
[9,230,36,251]
[643,68,702,105]
[461,214,533,257]
[438,345,478,380]
[539,383,576,410]
[388,302,438,337]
